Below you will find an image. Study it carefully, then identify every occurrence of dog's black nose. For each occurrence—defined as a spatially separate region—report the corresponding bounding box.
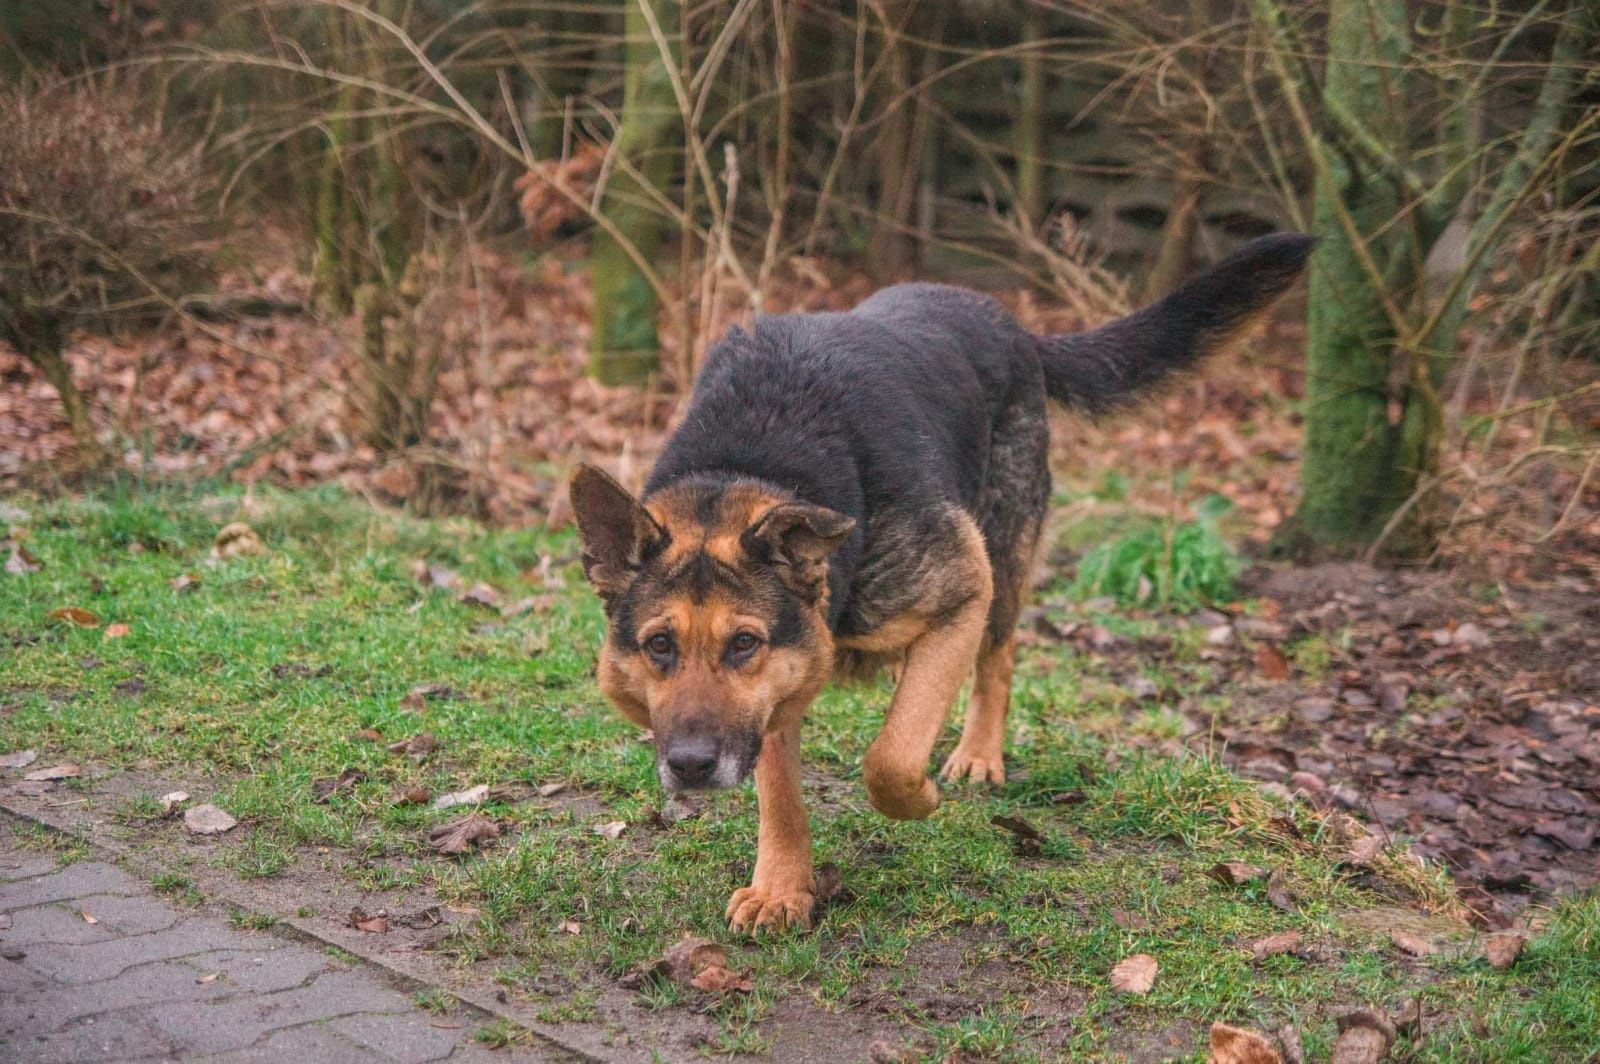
[665,736,719,788]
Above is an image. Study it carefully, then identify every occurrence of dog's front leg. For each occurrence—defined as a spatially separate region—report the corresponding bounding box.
[727,717,814,934]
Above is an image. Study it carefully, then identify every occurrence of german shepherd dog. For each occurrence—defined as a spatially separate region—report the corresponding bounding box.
[571,234,1313,934]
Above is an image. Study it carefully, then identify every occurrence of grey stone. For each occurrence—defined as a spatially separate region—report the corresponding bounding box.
[1,956,238,1031]
[24,916,256,985]
[191,1022,385,1063]
[13,1009,179,1064]
[0,853,59,882]
[0,861,143,911]
[330,1010,465,1063]
[145,971,414,1055]
[179,947,330,994]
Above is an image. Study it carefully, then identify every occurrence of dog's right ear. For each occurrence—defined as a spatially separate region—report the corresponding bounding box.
[569,465,666,599]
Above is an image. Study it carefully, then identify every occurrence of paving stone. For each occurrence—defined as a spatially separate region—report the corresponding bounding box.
[13,1009,179,1064]
[25,916,256,985]
[190,1022,386,1063]
[1,955,239,1031]
[0,846,543,1064]
[2,891,185,948]
[144,971,415,1055]
[0,861,143,911]
[0,853,59,882]
[64,891,187,936]
[330,1009,466,1063]
[178,946,330,994]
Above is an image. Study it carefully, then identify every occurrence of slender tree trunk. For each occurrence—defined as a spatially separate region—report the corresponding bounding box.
[1279,0,1424,558]
[1015,8,1047,228]
[1144,139,1207,300]
[25,337,102,464]
[589,0,679,386]
[869,4,916,280]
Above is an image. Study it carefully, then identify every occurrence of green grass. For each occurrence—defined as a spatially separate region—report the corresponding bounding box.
[2,485,1596,1060]
[1070,494,1240,611]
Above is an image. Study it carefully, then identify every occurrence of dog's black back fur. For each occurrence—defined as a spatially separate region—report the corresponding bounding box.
[646,233,1314,632]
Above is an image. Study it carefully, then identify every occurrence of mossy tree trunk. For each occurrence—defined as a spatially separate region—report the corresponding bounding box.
[1285,0,1425,557]
[589,0,679,387]
[1281,1,1592,558]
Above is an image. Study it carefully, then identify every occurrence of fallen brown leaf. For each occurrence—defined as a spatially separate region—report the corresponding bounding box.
[558,919,583,935]
[346,907,389,933]
[691,963,754,994]
[80,910,99,925]
[392,785,430,806]
[23,763,81,782]
[814,862,845,903]
[103,622,130,640]
[195,971,222,984]
[1332,1010,1395,1064]
[396,906,443,929]
[387,732,438,761]
[158,790,190,815]
[1484,931,1526,970]
[351,728,383,742]
[1249,930,1302,962]
[312,768,365,804]
[428,812,499,855]
[991,814,1045,857]
[1389,930,1434,958]
[48,607,100,628]
[1255,643,1292,682]
[459,582,503,608]
[1110,953,1158,994]
[432,784,489,811]
[536,781,568,798]
[1207,861,1270,887]
[1209,1021,1284,1063]
[594,820,627,840]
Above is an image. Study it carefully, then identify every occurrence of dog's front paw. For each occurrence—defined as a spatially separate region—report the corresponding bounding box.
[726,884,815,935]
[941,746,1006,785]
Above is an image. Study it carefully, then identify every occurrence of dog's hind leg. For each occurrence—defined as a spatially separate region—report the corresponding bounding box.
[943,390,1048,785]
[941,635,1015,784]
[862,514,993,820]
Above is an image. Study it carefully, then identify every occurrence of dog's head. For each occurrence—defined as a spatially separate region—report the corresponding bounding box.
[569,465,853,792]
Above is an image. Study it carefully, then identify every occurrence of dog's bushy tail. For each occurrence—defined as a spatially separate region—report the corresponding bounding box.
[1040,232,1315,414]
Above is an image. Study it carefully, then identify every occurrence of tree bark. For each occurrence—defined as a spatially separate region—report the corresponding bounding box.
[1014,8,1047,228]
[589,0,680,386]
[1278,0,1425,558]
[26,337,102,464]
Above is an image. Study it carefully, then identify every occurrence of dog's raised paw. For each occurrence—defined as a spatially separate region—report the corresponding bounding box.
[726,885,815,935]
[940,748,1006,785]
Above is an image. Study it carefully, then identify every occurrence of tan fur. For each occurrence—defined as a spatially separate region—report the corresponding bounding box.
[859,510,993,819]
[726,717,815,932]
[940,636,1015,784]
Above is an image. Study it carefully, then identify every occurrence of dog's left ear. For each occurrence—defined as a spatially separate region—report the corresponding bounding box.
[569,464,666,599]
[742,503,855,603]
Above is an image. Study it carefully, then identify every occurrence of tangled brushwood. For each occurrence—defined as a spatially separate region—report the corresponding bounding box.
[0,78,214,465]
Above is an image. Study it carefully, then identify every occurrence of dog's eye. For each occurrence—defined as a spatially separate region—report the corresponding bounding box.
[644,633,674,662]
[726,632,762,663]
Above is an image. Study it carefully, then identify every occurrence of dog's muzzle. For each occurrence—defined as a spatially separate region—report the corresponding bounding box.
[657,728,761,792]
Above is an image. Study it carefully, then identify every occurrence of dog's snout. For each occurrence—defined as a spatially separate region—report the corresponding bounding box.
[664,735,720,789]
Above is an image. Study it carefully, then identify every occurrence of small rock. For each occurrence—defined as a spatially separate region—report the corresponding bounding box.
[184,804,238,835]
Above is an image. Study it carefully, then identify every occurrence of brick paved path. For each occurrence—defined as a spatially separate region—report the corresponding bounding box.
[0,847,551,1062]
